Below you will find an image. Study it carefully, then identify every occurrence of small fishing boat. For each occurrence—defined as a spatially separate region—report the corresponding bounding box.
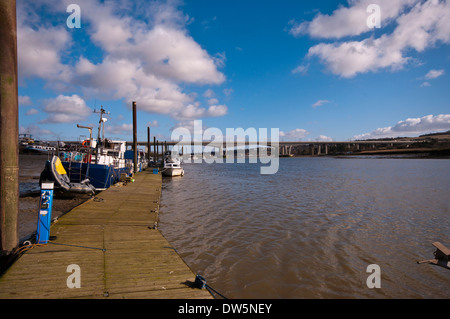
[24,144,57,154]
[19,133,34,146]
[162,160,184,177]
[162,153,184,177]
[55,106,133,191]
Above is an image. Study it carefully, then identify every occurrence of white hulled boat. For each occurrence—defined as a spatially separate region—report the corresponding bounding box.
[162,152,184,177]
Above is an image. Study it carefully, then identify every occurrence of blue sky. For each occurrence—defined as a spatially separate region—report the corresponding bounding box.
[17,0,450,143]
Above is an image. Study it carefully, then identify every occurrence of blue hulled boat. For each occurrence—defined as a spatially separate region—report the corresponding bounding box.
[53,107,133,192]
[59,141,131,190]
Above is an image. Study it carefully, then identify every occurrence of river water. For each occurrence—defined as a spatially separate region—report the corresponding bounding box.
[159,157,449,299]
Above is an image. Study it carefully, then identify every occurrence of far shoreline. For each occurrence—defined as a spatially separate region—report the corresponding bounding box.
[296,147,450,159]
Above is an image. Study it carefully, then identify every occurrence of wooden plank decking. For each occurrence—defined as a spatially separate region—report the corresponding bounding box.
[0,169,212,299]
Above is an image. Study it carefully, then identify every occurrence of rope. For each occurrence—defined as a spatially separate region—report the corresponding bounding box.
[3,199,49,269]
[7,194,105,262]
[47,241,106,252]
[195,274,227,299]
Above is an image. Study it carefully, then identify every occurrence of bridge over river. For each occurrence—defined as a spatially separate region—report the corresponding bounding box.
[124,139,417,157]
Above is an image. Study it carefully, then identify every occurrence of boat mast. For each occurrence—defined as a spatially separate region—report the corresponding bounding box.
[76,124,93,161]
[93,106,109,164]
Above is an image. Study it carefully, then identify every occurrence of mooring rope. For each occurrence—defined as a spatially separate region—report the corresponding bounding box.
[195,274,227,299]
[47,241,106,252]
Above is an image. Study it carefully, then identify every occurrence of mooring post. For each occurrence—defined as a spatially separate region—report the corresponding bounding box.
[153,136,156,163]
[147,126,150,162]
[132,101,137,174]
[0,0,19,254]
[156,140,159,162]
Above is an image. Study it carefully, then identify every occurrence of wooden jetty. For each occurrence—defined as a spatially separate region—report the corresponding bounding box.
[0,169,212,299]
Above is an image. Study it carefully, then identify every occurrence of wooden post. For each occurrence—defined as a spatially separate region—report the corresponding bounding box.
[153,136,156,163]
[132,101,137,173]
[0,0,19,253]
[156,140,159,162]
[147,126,150,162]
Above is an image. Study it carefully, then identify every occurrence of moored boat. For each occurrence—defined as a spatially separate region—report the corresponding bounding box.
[162,160,184,177]
[161,152,184,177]
[50,106,133,191]
[39,155,96,195]
[24,144,57,154]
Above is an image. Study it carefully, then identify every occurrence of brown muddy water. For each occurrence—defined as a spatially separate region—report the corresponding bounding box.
[16,154,449,298]
[159,157,449,299]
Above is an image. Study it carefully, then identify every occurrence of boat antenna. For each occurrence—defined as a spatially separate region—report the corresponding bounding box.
[93,106,110,164]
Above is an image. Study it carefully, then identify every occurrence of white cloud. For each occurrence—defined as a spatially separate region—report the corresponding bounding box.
[206,104,228,117]
[173,103,228,121]
[106,123,133,135]
[19,96,32,106]
[170,119,209,136]
[147,120,159,128]
[223,88,234,96]
[42,94,91,123]
[353,114,450,140]
[312,99,331,108]
[19,124,54,137]
[207,98,219,105]
[17,0,227,121]
[425,69,445,79]
[213,52,227,69]
[131,26,226,85]
[315,135,333,142]
[76,0,225,84]
[296,0,450,78]
[420,81,431,87]
[203,89,216,98]
[25,108,39,116]
[17,10,71,84]
[279,128,310,140]
[289,0,417,39]
[307,36,408,78]
[291,64,309,75]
